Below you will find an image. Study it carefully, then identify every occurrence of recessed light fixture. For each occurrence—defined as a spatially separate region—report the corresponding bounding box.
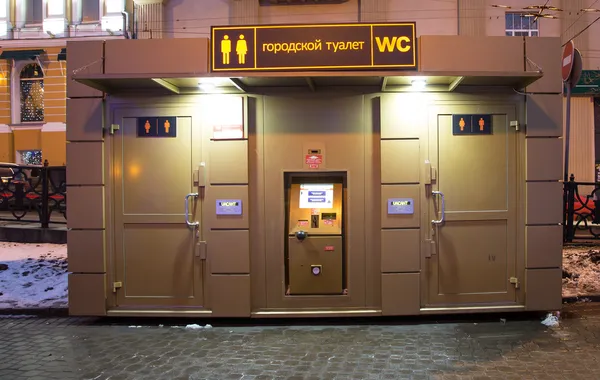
[411,78,426,91]
[491,4,512,8]
[198,82,216,91]
[581,8,600,12]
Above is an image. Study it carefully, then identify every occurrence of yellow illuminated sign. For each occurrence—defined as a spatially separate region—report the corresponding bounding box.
[210,22,417,72]
[391,200,410,206]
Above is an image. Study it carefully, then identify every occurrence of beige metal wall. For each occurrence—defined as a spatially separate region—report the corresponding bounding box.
[66,35,564,317]
[66,40,107,316]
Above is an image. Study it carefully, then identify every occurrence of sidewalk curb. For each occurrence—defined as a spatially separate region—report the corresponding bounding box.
[562,295,600,304]
[0,297,598,318]
[0,308,69,317]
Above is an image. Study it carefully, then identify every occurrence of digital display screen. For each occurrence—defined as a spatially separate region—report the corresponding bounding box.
[299,184,334,209]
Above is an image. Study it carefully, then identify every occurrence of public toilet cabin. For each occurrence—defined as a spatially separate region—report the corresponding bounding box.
[66,24,563,318]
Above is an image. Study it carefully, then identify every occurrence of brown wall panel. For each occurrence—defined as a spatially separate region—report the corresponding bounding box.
[380,94,427,139]
[525,268,562,311]
[381,139,420,183]
[68,273,106,316]
[526,138,562,181]
[67,142,103,185]
[524,37,562,94]
[526,225,562,269]
[66,40,104,98]
[67,186,104,229]
[381,185,420,228]
[209,140,248,185]
[104,38,209,75]
[66,98,104,142]
[419,35,524,73]
[381,273,420,315]
[526,95,563,137]
[205,185,249,229]
[209,275,251,317]
[526,182,562,225]
[68,230,105,273]
[209,230,250,274]
[381,229,420,272]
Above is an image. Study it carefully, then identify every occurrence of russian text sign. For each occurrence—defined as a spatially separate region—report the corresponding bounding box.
[211,22,417,72]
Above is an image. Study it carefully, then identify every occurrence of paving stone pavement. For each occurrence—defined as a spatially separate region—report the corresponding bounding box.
[1,305,600,380]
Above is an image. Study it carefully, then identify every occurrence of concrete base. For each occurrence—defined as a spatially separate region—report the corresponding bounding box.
[0,222,67,244]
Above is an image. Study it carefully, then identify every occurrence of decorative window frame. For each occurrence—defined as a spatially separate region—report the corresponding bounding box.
[10,59,45,126]
[505,12,539,37]
[79,0,102,24]
[24,0,44,27]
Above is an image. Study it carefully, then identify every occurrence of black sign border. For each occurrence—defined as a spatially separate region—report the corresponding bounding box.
[210,22,417,73]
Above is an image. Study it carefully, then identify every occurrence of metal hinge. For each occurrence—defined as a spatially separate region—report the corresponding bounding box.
[195,241,207,260]
[112,281,123,293]
[109,124,120,135]
[509,277,520,289]
[424,239,436,258]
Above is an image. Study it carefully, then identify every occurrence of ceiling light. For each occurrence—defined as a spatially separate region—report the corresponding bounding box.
[491,4,512,8]
[581,8,600,12]
[411,79,426,91]
[198,82,216,91]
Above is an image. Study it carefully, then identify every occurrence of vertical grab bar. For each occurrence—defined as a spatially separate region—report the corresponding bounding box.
[431,190,445,225]
[185,193,199,227]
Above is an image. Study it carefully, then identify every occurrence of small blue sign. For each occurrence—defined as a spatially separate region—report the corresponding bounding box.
[216,199,243,215]
[308,198,326,203]
[387,198,414,215]
[137,117,177,137]
[308,191,326,196]
[452,114,492,135]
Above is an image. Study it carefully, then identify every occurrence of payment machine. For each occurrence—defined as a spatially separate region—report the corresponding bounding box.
[285,173,346,295]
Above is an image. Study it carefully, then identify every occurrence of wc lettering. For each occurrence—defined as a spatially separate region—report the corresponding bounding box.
[375,36,412,53]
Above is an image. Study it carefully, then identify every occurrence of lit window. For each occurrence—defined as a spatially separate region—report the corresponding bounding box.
[82,0,100,22]
[105,0,123,13]
[17,150,42,165]
[26,0,43,24]
[505,13,539,37]
[20,64,44,123]
[47,0,64,16]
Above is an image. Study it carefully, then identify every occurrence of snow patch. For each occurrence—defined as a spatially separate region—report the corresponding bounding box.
[541,313,560,327]
[0,242,68,309]
[185,324,213,330]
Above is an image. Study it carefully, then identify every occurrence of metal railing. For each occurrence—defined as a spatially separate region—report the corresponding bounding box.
[0,161,66,228]
[563,174,600,242]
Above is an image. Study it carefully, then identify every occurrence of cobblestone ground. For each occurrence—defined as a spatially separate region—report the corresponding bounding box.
[1,304,600,380]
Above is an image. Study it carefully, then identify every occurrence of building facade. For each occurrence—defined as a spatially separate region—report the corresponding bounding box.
[0,0,129,165]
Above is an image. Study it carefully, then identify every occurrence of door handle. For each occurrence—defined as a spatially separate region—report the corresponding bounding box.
[185,193,199,227]
[431,190,445,225]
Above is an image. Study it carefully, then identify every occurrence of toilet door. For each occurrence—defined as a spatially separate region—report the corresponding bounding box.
[424,105,520,307]
[112,107,205,308]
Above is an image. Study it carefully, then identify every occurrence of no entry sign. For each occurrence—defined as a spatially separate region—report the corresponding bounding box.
[562,40,575,82]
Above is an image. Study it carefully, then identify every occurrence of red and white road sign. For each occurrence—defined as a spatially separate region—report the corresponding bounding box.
[562,40,575,82]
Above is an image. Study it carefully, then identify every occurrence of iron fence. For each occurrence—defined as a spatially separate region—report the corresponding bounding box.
[563,174,600,242]
[0,161,66,228]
